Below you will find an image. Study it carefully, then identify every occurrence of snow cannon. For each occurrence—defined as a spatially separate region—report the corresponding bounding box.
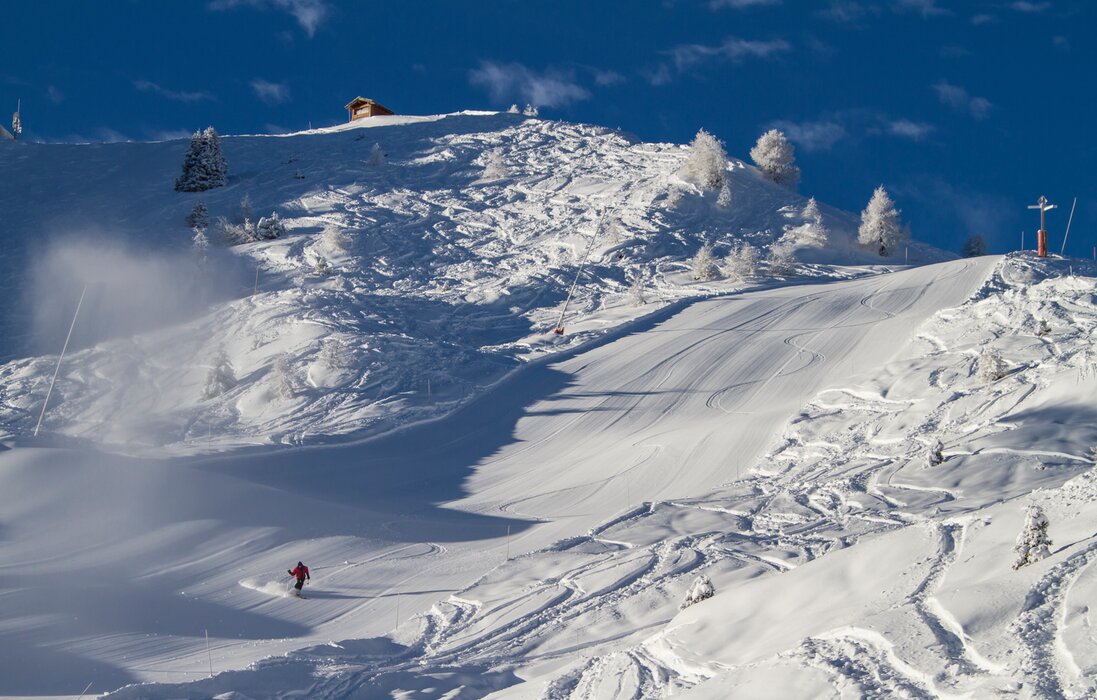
[1037,229,1048,258]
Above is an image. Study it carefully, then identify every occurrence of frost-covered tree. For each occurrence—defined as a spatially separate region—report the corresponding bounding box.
[750,129,800,189]
[963,234,988,257]
[186,200,209,230]
[523,104,539,117]
[716,180,732,209]
[629,271,647,306]
[724,241,760,281]
[216,216,256,245]
[926,439,944,467]
[977,348,1008,382]
[787,197,829,248]
[858,186,906,256]
[1036,318,1051,337]
[1012,505,1052,570]
[681,129,728,190]
[191,227,209,253]
[272,354,296,399]
[237,193,253,223]
[175,126,228,192]
[313,255,332,276]
[482,149,508,180]
[680,575,715,609]
[203,350,236,399]
[256,212,285,240]
[692,242,720,281]
[368,143,385,167]
[768,246,796,276]
[507,104,520,114]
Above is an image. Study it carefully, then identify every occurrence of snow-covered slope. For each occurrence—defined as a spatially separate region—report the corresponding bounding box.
[3,113,1092,699]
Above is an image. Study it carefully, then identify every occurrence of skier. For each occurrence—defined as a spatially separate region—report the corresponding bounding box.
[288,561,310,596]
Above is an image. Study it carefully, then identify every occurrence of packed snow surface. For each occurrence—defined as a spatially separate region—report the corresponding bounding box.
[1,112,1094,699]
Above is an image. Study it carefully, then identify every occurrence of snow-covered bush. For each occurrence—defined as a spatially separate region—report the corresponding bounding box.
[692,242,720,281]
[629,271,647,306]
[768,246,796,276]
[750,129,800,189]
[321,338,352,369]
[680,575,715,609]
[174,126,228,192]
[926,439,944,467]
[186,200,209,230]
[680,129,727,190]
[858,186,906,256]
[203,350,236,399]
[216,216,257,245]
[1036,318,1052,337]
[482,149,508,180]
[523,104,539,117]
[716,181,732,209]
[368,143,385,167]
[963,234,988,257]
[1012,505,1052,570]
[313,255,332,276]
[272,354,296,399]
[664,186,683,210]
[724,241,760,281]
[977,349,1008,382]
[256,212,286,240]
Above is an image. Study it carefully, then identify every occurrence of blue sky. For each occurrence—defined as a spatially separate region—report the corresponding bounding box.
[2,0,1092,257]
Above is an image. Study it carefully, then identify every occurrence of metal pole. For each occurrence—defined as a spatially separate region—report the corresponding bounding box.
[76,682,93,700]
[205,629,213,677]
[1061,197,1077,256]
[35,285,87,437]
[553,215,605,334]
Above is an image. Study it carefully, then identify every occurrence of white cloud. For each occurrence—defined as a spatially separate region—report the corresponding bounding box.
[817,1,881,23]
[1010,1,1052,12]
[667,36,791,71]
[1053,35,1070,51]
[46,85,64,104]
[592,69,626,87]
[209,0,329,38]
[134,80,214,103]
[768,119,847,152]
[469,62,590,108]
[250,78,291,105]
[147,129,194,142]
[933,81,992,120]
[970,13,996,24]
[887,119,934,140]
[709,0,781,8]
[894,0,950,16]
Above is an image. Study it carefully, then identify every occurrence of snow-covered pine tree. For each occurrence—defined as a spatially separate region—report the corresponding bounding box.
[203,350,236,399]
[523,104,539,117]
[724,241,760,281]
[750,129,800,189]
[186,201,210,230]
[680,575,715,609]
[716,180,732,209]
[681,129,728,190]
[1012,505,1052,570]
[963,234,988,257]
[977,348,1008,382]
[692,242,719,281]
[174,127,228,192]
[256,212,286,240]
[926,438,944,467]
[1036,318,1051,337]
[368,143,385,166]
[858,186,905,256]
[313,255,332,276]
[507,104,520,114]
[792,197,829,247]
[237,194,253,223]
[216,216,256,245]
[482,149,508,180]
[768,246,796,276]
[191,227,209,254]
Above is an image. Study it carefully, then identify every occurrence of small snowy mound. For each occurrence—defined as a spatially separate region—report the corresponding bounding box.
[239,577,293,598]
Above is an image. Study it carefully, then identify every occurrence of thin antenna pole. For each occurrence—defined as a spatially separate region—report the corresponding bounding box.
[76,682,93,700]
[35,285,87,437]
[205,628,214,677]
[553,215,605,334]
[1061,197,1077,256]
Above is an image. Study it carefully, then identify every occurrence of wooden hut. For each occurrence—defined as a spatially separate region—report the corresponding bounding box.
[345,97,394,121]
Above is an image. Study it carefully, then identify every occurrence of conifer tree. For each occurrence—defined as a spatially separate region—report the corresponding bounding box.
[750,129,800,189]
[186,201,210,230]
[724,241,760,281]
[256,212,285,240]
[175,127,228,192]
[203,350,236,399]
[858,186,905,256]
[716,180,732,209]
[692,242,719,281]
[1012,505,1052,570]
[963,234,988,257]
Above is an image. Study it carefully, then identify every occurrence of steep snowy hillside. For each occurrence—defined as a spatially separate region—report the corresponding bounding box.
[0,112,942,451]
[90,254,1097,700]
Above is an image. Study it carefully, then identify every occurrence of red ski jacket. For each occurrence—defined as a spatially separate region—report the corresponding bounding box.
[289,564,310,581]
